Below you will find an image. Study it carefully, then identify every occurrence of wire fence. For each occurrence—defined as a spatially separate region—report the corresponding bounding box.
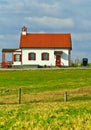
[0,88,91,104]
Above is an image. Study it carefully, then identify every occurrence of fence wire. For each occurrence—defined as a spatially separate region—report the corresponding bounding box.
[0,88,91,104]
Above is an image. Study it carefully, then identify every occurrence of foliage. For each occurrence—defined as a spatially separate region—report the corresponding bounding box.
[0,101,91,129]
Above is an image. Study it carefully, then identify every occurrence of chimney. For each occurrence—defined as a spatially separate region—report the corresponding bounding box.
[22,26,27,35]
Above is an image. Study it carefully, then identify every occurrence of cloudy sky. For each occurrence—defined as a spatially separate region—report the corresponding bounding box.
[0,0,91,62]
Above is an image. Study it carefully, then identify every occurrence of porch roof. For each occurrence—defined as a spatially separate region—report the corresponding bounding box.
[2,49,18,53]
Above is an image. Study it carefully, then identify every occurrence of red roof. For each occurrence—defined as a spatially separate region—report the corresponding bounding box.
[20,33,72,49]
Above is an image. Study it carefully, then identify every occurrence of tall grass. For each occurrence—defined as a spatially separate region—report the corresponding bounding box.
[0,101,91,129]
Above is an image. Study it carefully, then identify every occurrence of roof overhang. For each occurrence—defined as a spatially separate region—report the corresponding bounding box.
[54,51,63,56]
[2,48,19,53]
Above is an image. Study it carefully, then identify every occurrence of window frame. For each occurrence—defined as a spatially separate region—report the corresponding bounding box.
[14,54,21,62]
[41,52,49,61]
[28,52,36,60]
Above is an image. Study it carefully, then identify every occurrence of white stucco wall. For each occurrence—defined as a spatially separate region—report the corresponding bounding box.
[13,61,21,65]
[21,48,70,66]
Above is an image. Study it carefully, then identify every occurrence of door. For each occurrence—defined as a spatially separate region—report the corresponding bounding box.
[56,55,61,66]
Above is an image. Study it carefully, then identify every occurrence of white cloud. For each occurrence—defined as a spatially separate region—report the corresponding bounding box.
[71,32,91,61]
[70,0,83,4]
[25,16,74,29]
[82,20,91,29]
[72,33,91,42]
[0,35,5,39]
[0,1,24,13]
[31,1,61,15]
[0,0,91,61]
[0,34,19,49]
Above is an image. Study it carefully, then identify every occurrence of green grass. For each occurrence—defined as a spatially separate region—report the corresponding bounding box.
[0,69,91,129]
[0,69,91,91]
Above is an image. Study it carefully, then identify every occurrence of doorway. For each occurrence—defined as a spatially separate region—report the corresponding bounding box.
[54,51,62,66]
[56,55,61,66]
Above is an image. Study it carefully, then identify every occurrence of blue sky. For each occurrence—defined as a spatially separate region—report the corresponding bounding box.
[0,0,91,62]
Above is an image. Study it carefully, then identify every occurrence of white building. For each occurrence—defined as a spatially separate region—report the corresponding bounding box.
[2,26,72,68]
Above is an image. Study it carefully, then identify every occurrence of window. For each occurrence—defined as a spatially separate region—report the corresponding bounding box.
[28,53,36,60]
[14,54,21,61]
[41,53,49,60]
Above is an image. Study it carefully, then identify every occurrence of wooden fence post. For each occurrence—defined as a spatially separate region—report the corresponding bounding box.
[64,92,67,102]
[19,88,22,104]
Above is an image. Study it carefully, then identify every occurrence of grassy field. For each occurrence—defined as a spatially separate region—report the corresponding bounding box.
[0,69,91,129]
